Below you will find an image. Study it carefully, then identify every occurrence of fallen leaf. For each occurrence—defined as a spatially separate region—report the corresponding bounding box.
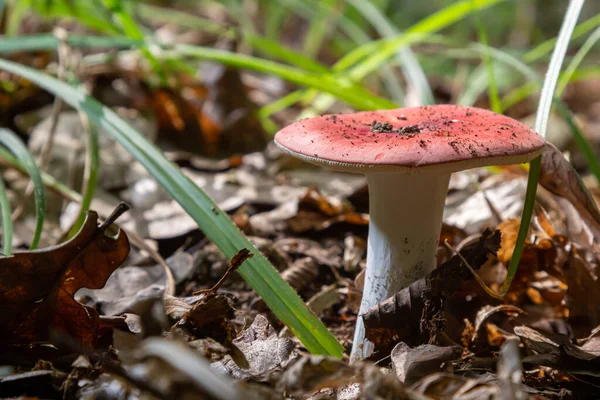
[277,354,413,399]
[391,342,462,384]
[515,325,600,376]
[539,142,600,240]
[563,249,600,333]
[211,314,295,381]
[0,210,129,350]
[363,229,501,352]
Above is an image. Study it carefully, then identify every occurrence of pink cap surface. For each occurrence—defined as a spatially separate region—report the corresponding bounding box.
[274,105,545,173]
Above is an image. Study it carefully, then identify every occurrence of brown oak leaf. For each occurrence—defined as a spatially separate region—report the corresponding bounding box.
[0,210,129,350]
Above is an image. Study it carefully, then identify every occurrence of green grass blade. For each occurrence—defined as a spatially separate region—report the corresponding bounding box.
[0,58,343,357]
[524,12,600,63]
[0,147,81,202]
[344,0,505,80]
[345,0,434,105]
[101,0,167,86]
[0,176,13,256]
[501,0,584,295]
[172,44,397,110]
[556,26,600,97]
[293,0,504,116]
[67,118,99,239]
[302,0,337,58]
[19,0,120,35]
[473,10,501,113]
[135,2,330,73]
[0,129,45,250]
[555,101,600,186]
[0,34,141,53]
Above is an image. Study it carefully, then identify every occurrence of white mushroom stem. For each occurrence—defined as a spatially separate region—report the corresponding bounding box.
[350,171,451,362]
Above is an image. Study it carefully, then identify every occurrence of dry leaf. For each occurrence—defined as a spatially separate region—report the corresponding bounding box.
[0,211,129,349]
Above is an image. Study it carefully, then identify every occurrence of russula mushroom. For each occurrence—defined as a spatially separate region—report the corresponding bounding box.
[274,105,544,361]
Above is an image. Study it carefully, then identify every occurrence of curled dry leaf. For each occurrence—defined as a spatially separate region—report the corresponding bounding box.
[539,142,600,240]
[363,229,501,352]
[0,211,129,350]
[468,305,524,354]
[515,325,600,376]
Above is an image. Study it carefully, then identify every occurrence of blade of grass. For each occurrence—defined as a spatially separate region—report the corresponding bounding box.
[0,147,80,201]
[444,37,600,190]
[346,0,434,105]
[0,129,45,250]
[342,0,505,79]
[473,5,501,113]
[556,26,600,97]
[0,58,343,357]
[101,0,167,86]
[458,63,517,107]
[292,0,504,119]
[67,116,99,239]
[524,12,600,63]
[0,34,141,54]
[172,44,397,110]
[302,0,338,58]
[0,33,396,111]
[136,2,330,73]
[0,176,12,256]
[17,0,120,35]
[555,101,600,185]
[501,0,584,295]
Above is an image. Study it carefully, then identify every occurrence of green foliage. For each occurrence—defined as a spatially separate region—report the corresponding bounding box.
[0,175,12,256]
[0,129,45,250]
[0,58,344,358]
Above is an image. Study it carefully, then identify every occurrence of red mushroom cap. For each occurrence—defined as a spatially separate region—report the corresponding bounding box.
[274,105,545,173]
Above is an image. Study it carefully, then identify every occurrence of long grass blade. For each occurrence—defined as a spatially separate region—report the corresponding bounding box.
[473,11,501,112]
[0,129,45,250]
[0,58,343,357]
[524,13,600,63]
[172,44,397,110]
[0,176,13,256]
[501,0,584,295]
[67,116,99,239]
[556,26,600,97]
[343,0,505,80]
[345,0,434,105]
[0,34,140,54]
[555,101,600,186]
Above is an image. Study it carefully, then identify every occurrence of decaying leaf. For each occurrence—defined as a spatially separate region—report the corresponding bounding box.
[539,142,600,240]
[211,314,295,381]
[515,325,600,376]
[277,355,414,399]
[563,249,600,333]
[468,304,523,354]
[391,342,462,384]
[0,210,129,350]
[363,229,501,352]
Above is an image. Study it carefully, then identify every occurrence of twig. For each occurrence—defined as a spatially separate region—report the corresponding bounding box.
[443,239,503,300]
[194,248,253,295]
[99,202,131,233]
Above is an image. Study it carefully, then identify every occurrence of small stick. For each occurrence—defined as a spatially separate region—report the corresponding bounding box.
[99,202,131,233]
[194,248,253,295]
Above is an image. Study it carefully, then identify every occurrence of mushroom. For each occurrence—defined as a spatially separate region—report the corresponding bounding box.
[274,105,545,361]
